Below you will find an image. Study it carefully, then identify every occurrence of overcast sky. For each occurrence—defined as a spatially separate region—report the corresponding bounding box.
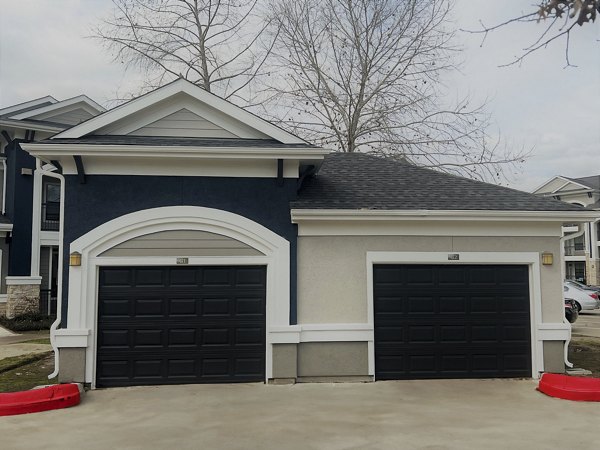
[0,0,598,192]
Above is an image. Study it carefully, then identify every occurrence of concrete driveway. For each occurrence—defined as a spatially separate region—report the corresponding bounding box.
[573,309,600,338]
[0,379,598,449]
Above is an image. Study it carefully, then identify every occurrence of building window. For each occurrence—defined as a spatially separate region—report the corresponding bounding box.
[42,181,60,231]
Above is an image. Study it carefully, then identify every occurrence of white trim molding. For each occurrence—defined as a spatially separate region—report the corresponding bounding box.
[291,208,600,223]
[62,206,290,387]
[270,323,373,344]
[6,276,42,286]
[365,251,547,379]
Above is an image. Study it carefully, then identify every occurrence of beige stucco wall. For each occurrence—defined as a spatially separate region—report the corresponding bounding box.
[297,234,563,325]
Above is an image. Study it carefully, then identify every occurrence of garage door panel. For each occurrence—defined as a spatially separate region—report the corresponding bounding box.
[101,269,132,286]
[168,298,197,316]
[99,298,130,318]
[134,329,163,347]
[97,266,266,387]
[134,269,165,286]
[235,297,264,315]
[202,297,231,316]
[169,268,198,286]
[439,296,467,313]
[374,264,531,380]
[98,329,130,349]
[408,296,435,313]
[440,326,467,343]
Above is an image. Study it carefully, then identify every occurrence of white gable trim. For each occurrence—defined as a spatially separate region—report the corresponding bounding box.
[533,176,593,194]
[53,79,306,144]
[0,96,57,117]
[11,95,105,120]
[100,97,249,138]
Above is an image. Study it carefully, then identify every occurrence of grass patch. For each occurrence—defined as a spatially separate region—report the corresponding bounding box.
[568,337,600,377]
[22,338,51,345]
[0,352,52,374]
[0,313,54,332]
[0,354,56,393]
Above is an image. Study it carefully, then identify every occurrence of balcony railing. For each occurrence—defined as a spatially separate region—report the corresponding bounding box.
[39,289,57,316]
[565,242,586,256]
[41,202,60,231]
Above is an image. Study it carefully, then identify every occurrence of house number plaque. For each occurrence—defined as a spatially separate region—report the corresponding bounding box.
[176,257,189,265]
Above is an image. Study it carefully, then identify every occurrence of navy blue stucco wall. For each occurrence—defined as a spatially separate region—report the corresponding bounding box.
[5,141,36,276]
[61,174,299,325]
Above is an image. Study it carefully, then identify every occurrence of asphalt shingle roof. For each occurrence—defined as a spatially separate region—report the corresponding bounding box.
[44,135,319,148]
[293,153,587,212]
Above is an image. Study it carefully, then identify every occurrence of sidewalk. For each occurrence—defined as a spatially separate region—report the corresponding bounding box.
[0,326,52,360]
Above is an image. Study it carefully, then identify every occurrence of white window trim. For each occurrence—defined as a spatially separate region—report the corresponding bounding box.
[365,251,562,380]
[61,206,290,388]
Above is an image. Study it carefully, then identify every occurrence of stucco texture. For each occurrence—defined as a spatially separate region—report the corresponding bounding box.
[297,234,563,324]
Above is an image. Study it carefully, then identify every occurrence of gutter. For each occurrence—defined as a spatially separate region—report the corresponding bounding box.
[35,162,65,380]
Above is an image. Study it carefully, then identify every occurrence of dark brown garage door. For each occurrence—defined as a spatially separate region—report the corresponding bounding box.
[96,266,266,387]
[374,264,531,380]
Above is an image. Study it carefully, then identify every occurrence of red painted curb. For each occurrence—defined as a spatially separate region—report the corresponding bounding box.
[538,373,600,402]
[0,384,81,416]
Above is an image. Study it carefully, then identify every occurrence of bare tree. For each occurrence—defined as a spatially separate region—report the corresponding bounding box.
[94,0,274,103]
[464,0,600,67]
[262,0,527,182]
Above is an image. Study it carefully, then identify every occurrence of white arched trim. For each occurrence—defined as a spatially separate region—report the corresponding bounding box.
[61,206,290,387]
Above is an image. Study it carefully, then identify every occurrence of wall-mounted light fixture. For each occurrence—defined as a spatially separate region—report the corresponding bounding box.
[69,251,82,267]
[541,252,553,266]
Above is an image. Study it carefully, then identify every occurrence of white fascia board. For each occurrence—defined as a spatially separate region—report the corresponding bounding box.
[0,119,64,133]
[21,143,330,160]
[0,96,57,117]
[10,95,105,120]
[533,176,592,194]
[52,79,305,144]
[290,209,600,223]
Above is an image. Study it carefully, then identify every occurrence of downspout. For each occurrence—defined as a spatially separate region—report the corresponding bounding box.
[36,162,65,380]
[559,221,596,368]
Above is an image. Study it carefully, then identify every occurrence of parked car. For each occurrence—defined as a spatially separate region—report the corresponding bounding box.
[565,280,600,297]
[565,298,579,323]
[563,282,600,312]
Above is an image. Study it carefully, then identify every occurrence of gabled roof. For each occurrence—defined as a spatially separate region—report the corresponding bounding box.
[567,175,600,191]
[9,95,104,121]
[293,153,590,212]
[0,96,57,118]
[0,95,104,131]
[52,78,306,144]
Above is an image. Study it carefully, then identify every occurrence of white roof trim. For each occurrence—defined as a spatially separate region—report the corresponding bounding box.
[52,79,306,144]
[532,175,593,194]
[290,209,600,223]
[0,96,57,117]
[22,143,330,160]
[0,119,64,133]
[10,95,105,120]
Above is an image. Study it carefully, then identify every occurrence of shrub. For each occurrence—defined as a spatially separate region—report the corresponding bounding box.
[0,312,55,332]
